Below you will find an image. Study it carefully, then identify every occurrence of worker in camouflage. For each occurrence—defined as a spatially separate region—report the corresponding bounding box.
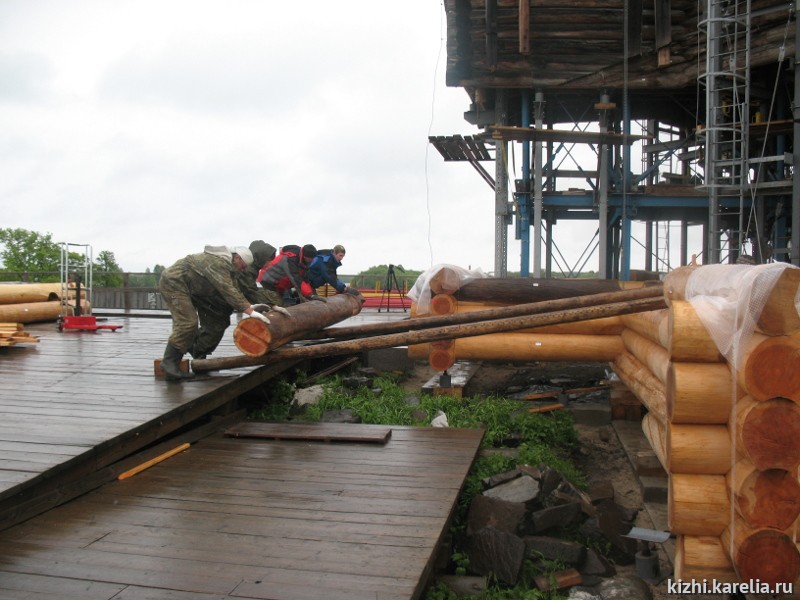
[159,245,271,381]
[189,240,288,360]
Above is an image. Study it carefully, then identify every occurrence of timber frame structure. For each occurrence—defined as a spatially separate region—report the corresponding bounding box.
[432,0,799,278]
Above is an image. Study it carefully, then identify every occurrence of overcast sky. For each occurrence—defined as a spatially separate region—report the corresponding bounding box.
[0,0,513,275]
[1,1,701,277]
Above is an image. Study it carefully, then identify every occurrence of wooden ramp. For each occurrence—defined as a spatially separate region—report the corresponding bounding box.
[0,423,484,600]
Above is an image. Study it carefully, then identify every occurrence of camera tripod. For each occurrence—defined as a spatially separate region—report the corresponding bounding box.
[379,264,409,313]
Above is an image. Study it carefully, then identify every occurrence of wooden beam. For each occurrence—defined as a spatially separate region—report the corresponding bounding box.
[518,0,530,55]
[485,126,650,145]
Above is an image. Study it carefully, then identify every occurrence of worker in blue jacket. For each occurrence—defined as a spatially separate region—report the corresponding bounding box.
[307,244,351,295]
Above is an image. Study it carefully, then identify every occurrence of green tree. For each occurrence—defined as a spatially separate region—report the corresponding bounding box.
[349,265,421,291]
[94,250,123,287]
[0,228,60,281]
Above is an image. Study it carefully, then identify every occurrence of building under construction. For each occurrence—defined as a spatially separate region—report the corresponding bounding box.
[431,0,797,279]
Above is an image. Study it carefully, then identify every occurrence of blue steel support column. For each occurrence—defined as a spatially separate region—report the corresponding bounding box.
[621,97,632,280]
[520,89,531,276]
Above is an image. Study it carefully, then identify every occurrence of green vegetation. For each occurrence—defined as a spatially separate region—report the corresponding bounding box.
[251,372,582,600]
[346,264,421,291]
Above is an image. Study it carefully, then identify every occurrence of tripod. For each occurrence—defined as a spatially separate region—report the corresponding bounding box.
[379,264,409,313]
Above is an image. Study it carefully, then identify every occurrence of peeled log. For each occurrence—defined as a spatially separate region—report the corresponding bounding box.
[620,309,670,348]
[430,294,458,315]
[0,283,62,305]
[612,350,667,423]
[411,332,623,363]
[668,423,731,475]
[663,264,699,307]
[621,328,670,383]
[668,300,724,363]
[642,412,667,471]
[429,340,456,372]
[0,300,89,324]
[675,535,737,582]
[757,267,800,335]
[722,515,800,585]
[669,473,730,535]
[233,294,363,356]
[737,333,800,402]
[736,396,800,471]
[667,362,734,424]
[727,460,800,530]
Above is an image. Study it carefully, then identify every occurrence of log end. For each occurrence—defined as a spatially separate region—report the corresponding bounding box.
[233,318,273,357]
[733,528,800,585]
[735,468,800,530]
[430,294,457,316]
[740,398,800,471]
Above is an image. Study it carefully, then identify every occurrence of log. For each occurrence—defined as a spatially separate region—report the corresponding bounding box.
[410,332,624,363]
[0,283,63,305]
[722,515,800,585]
[612,350,668,424]
[0,300,89,324]
[427,300,626,334]
[453,277,635,304]
[642,412,667,470]
[737,333,800,402]
[663,264,698,307]
[430,294,458,315]
[233,294,363,356]
[735,396,800,471]
[621,328,670,383]
[428,266,466,295]
[669,473,730,535]
[674,535,738,582]
[727,460,800,530]
[668,300,724,363]
[757,266,800,335]
[321,285,664,341]
[192,295,666,373]
[667,362,734,424]
[620,309,670,349]
[668,423,731,475]
[429,340,456,372]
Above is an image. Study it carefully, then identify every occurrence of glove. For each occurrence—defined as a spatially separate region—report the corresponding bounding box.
[248,311,271,324]
[273,306,292,317]
[251,303,271,313]
[345,287,361,297]
[308,294,327,302]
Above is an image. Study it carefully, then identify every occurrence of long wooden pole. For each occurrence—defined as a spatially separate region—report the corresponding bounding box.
[192,295,666,373]
[309,285,664,341]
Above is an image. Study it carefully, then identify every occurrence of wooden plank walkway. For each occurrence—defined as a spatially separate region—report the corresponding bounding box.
[0,313,485,598]
[0,316,295,528]
[0,424,484,599]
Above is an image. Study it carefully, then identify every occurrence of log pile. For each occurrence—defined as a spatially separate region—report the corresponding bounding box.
[0,283,86,324]
[407,267,651,368]
[0,323,40,347]
[405,264,800,587]
[635,264,800,587]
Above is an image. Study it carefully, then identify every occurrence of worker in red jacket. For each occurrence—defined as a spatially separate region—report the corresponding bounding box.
[257,244,325,305]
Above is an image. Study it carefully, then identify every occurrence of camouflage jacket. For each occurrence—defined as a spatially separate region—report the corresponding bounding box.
[166,252,251,313]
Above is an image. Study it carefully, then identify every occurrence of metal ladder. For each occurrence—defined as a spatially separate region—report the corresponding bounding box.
[698,0,751,263]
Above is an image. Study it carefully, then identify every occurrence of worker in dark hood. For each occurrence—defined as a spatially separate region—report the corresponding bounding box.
[257,243,326,305]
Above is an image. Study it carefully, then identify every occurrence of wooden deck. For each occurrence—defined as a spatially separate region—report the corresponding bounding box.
[0,314,484,598]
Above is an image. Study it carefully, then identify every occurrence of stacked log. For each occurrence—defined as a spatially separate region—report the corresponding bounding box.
[0,283,85,324]
[632,264,800,587]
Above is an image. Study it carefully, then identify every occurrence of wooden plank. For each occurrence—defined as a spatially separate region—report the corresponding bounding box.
[225,421,392,444]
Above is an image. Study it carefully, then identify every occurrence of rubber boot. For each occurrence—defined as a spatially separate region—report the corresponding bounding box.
[161,344,194,381]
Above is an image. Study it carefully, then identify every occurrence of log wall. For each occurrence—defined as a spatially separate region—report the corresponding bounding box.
[407,264,800,586]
